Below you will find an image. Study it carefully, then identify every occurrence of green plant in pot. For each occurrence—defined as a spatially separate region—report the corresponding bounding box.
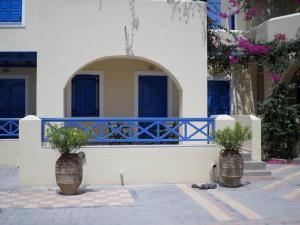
[215,122,252,188]
[47,125,91,195]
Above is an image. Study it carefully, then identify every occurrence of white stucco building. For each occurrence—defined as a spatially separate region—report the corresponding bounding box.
[0,0,262,185]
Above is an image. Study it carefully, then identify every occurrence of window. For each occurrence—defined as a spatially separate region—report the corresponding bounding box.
[72,75,100,117]
[207,0,221,29]
[228,14,236,30]
[0,0,24,26]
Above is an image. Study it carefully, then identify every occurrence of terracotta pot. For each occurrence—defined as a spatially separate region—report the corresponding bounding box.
[219,150,243,188]
[55,153,83,195]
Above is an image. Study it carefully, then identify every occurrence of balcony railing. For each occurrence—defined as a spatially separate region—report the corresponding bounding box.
[41,118,215,144]
[0,119,20,139]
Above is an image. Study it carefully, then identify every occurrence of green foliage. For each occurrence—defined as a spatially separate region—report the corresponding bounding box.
[258,83,300,159]
[215,122,252,151]
[46,125,91,155]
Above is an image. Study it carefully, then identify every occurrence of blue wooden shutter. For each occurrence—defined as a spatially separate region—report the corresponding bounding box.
[138,76,167,117]
[0,79,25,118]
[207,81,215,116]
[207,0,221,28]
[9,79,25,117]
[72,75,99,117]
[0,80,9,117]
[0,0,22,22]
[215,81,230,115]
[208,81,230,116]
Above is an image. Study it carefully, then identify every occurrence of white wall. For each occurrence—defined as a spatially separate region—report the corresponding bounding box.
[0,0,209,118]
[0,114,261,185]
[246,13,300,42]
[232,115,262,161]
[0,140,20,166]
[0,0,38,51]
[19,116,220,185]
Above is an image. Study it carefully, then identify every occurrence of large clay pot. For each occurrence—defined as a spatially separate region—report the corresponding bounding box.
[219,150,244,188]
[55,153,83,195]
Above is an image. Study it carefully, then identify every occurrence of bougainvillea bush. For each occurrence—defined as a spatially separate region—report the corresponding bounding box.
[207,0,300,77]
[207,0,300,159]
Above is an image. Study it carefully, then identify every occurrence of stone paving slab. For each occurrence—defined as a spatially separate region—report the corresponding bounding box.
[0,189,134,209]
[0,165,300,225]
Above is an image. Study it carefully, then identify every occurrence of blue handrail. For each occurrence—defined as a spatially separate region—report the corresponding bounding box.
[0,118,20,138]
[41,117,215,144]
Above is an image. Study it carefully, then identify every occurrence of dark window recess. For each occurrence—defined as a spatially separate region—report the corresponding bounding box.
[208,80,230,117]
[228,14,235,30]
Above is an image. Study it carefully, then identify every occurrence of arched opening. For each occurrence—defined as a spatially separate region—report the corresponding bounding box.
[64,56,182,118]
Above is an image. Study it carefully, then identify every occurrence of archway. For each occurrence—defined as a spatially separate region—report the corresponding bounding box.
[63,56,182,118]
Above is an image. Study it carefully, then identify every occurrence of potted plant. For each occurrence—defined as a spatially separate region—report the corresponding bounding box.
[47,125,91,195]
[215,122,252,188]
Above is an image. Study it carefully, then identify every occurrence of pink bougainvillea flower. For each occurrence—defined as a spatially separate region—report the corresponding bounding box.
[234,9,240,14]
[244,8,257,20]
[237,37,271,55]
[228,0,239,7]
[274,33,287,41]
[220,12,228,19]
[229,54,239,65]
[271,73,281,84]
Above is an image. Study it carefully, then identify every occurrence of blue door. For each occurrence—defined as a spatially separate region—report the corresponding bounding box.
[139,76,167,117]
[208,80,230,116]
[138,76,168,140]
[0,79,25,118]
[72,75,99,117]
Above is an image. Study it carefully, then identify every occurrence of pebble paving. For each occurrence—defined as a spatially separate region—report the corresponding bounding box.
[0,164,300,225]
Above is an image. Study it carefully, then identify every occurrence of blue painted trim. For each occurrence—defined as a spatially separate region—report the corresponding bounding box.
[0,118,20,138]
[41,117,215,144]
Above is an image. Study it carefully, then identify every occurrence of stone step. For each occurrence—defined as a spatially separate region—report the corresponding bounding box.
[243,170,272,176]
[244,161,267,170]
[243,152,252,161]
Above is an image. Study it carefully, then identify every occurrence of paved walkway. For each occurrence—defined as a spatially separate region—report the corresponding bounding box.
[0,164,300,225]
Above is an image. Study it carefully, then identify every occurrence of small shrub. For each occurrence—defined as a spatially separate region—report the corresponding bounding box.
[215,122,252,152]
[46,125,91,155]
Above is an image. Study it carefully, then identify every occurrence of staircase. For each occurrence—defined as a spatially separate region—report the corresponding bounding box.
[243,151,271,176]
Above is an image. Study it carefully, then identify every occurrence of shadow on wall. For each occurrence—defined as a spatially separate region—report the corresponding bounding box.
[97,0,207,58]
[166,0,207,42]
[232,66,256,115]
[250,0,300,27]
[124,0,139,56]
[98,0,103,11]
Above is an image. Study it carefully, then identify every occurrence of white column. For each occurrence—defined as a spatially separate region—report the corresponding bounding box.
[211,115,236,131]
[19,115,56,185]
[250,115,262,161]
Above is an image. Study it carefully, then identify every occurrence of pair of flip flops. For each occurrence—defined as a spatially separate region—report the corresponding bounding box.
[191,183,217,189]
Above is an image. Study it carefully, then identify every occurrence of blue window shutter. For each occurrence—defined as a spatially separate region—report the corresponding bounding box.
[0,0,10,22]
[207,0,221,28]
[0,0,22,22]
[208,81,230,116]
[138,76,168,118]
[207,81,215,116]
[0,79,25,118]
[10,0,22,22]
[72,75,99,117]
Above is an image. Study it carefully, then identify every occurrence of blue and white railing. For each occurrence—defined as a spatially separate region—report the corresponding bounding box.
[0,119,20,138]
[41,117,215,144]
